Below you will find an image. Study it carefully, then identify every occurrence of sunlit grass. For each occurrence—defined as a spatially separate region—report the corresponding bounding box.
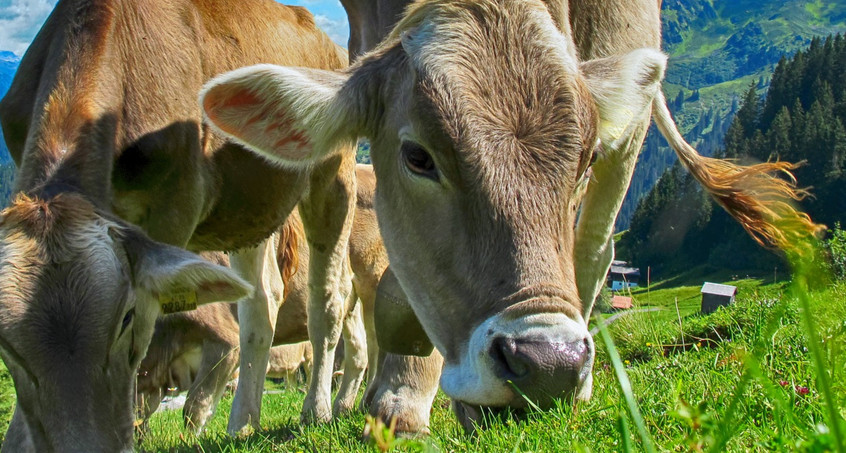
[0,273,843,451]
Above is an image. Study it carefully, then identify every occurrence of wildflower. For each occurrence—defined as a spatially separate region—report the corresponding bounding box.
[696,341,702,348]
[646,342,652,346]
[778,380,789,387]
[795,385,810,396]
[624,360,630,366]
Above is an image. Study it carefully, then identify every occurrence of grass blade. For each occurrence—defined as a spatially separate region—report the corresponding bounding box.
[792,271,845,452]
[594,313,656,453]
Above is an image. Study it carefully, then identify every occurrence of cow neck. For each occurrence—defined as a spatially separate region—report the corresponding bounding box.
[14,0,122,208]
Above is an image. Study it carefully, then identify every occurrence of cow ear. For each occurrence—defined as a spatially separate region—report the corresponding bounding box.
[200,65,357,166]
[122,229,252,311]
[581,48,667,149]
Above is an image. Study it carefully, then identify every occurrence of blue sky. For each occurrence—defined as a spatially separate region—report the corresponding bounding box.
[0,0,349,56]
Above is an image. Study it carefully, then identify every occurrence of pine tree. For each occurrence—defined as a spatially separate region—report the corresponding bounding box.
[624,34,846,273]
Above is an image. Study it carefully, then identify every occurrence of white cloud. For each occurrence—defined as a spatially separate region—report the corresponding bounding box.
[313,13,349,47]
[0,0,57,56]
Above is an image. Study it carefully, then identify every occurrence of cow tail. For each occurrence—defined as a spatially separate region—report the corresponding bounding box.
[651,91,825,254]
[276,212,304,298]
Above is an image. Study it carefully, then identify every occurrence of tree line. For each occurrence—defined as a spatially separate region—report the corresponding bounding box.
[618,35,846,274]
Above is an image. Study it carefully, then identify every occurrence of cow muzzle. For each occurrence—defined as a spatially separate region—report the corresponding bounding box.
[440,299,594,409]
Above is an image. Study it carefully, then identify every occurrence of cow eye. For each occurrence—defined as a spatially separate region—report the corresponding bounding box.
[120,308,135,335]
[401,141,438,181]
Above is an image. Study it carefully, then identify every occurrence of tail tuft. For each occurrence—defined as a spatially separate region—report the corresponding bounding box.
[653,94,825,256]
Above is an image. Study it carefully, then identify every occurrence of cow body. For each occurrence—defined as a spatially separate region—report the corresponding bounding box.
[202,0,819,434]
[0,0,357,450]
[138,165,380,431]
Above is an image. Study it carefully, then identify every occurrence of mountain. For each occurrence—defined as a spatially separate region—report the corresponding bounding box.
[616,0,846,232]
[0,51,20,165]
[619,34,846,273]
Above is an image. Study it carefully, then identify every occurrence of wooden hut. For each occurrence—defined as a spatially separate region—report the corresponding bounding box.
[700,282,737,314]
[607,260,640,291]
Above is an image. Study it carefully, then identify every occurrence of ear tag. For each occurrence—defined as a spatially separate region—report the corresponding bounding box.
[159,289,198,314]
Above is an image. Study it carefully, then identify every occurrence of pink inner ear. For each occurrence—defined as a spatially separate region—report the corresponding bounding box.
[203,87,262,125]
[269,115,310,155]
[222,91,262,108]
[204,84,313,161]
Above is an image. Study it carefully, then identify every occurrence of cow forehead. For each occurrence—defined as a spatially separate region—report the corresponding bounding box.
[398,0,577,74]
[0,193,122,263]
[395,0,595,189]
[0,194,127,359]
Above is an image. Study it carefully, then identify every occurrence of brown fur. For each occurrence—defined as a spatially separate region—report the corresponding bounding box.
[335,0,822,435]
[137,166,381,430]
[0,0,357,447]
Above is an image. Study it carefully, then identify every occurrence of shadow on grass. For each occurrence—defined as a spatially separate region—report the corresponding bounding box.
[630,265,780,293]
[140,421,371,453]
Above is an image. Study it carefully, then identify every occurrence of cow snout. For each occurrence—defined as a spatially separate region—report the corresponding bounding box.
[490,335,590,405]
[440,311,594,410]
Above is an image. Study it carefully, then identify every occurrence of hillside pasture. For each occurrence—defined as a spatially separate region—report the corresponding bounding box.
[0,275,843,451]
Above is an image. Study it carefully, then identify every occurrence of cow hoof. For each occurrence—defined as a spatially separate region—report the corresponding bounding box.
[333,397,361,418]
[183,406,212,434]
[300,402,332,425]
[226,423,255,438]
[368,395,432,436]
[226,412,259,438]
[362,417,430,444]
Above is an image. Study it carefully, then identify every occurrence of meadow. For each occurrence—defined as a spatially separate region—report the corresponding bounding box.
[0,266,843,452]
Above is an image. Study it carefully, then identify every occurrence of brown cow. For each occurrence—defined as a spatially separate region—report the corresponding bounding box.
[137,164,380,431]
[0,0,357,450]
[265,342,313,389]
[332,0,822,434]
[201,0,820,434]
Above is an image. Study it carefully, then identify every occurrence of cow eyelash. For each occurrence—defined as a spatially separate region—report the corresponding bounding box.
[401,141,439,181]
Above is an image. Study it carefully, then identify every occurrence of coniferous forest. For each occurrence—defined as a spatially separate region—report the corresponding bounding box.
[618,35,846,274]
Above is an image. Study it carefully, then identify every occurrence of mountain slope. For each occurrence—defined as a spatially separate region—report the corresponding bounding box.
[616,0,846,232]
[663,0,846,89]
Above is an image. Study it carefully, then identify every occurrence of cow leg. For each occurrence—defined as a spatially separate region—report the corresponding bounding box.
[2,405,34,453]
[184,342,239,433]
[284,366,298,392]
[333,298,368,416]
[135,386,163,439]
[302,343,314,390]
[574,117,650,319]
[298,152,356,424]
[226,234,284,436]
[358,278,382,411]
[367,351,444,435]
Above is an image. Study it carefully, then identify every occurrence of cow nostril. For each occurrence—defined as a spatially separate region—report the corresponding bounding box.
[490,337,530,379]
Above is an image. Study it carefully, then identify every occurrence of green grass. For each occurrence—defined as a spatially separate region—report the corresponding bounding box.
[1,273,844,451]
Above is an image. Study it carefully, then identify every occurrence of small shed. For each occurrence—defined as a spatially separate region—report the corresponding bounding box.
[700,282,737,314]
[607,260,640,291]
[611,295,633,310]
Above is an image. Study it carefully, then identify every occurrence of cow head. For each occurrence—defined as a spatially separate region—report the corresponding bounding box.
[201,0,664,417]
[0,193,250,452]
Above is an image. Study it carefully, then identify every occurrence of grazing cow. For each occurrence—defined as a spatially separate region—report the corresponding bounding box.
[201,0,821,434]
[266,342,313,389]
[138,165,382,431]
[0,0,356,450]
